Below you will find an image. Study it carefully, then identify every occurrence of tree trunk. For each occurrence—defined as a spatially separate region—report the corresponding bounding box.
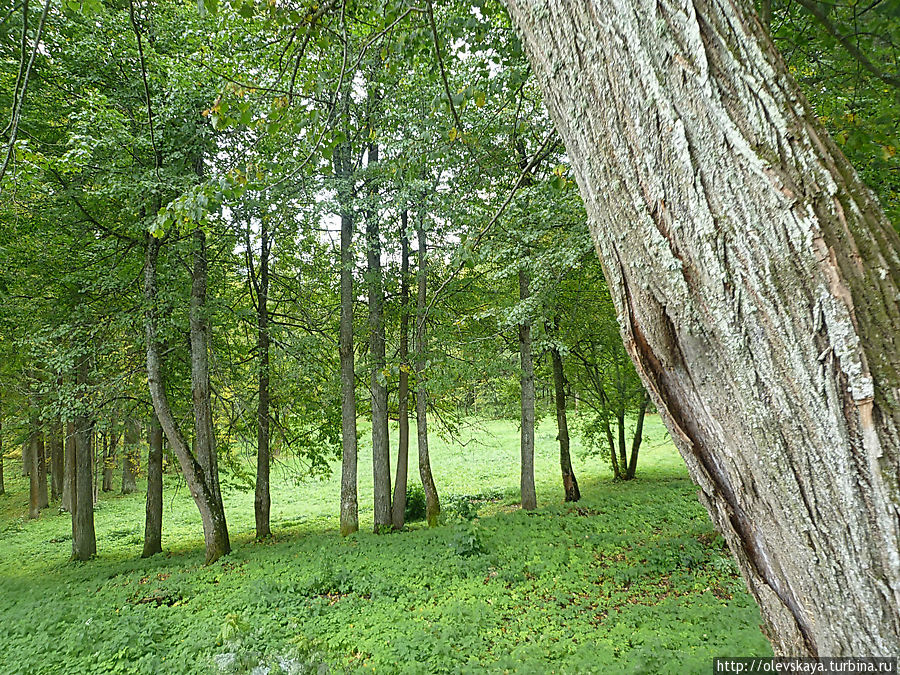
[61,420,75,512]
[255,216,272,540]
[92,429,100,505]
[415,221,440,527]
[391,211,411,530]
[550,340,580,502]
[518,270,537,511]
[50,419,64,501]
[121,419,138,494]
[189,228,230,557]
[144,233,230,564]
[28,423,40,519]
[504,0,900,655]
[625,394,649,480]
[102,421,117,492]
[335,136,359,537]
[366,139,391,533]
[35,425,48,509]
[71,356,96,560]
[143,412,163,558]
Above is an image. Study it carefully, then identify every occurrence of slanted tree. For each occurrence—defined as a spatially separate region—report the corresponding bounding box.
[503,0,900,655]
[549,323,579,502]
[145,234,230,564]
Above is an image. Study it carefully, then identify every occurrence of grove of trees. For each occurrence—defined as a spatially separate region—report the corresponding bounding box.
[1,0,897,659]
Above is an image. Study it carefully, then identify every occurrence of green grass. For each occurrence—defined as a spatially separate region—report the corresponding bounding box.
[0,415,771,674]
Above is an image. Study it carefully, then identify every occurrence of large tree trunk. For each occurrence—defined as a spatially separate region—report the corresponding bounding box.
[415,221,440,527]
[550,340,579,502]
[366,140,391,533]
[504,0,900,656]
[121,419,139,494]
[255,216,272,540]
[71,356,96,560]
[144,233,230,564]
[143,412,163,558]
[49,420,64,501]
[61,420,75,512]
[391,211,411,530]
[335,137,359,537]
[518,270,537,511]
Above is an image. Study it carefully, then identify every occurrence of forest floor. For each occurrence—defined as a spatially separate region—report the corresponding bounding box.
[0,416,771,674]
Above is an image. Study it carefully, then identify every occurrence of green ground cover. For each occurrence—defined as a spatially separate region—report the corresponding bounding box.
[0,416,771,673]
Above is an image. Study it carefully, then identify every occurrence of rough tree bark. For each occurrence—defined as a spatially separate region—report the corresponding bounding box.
[254,215,272,540]
[142,412,163,558]
[144,233,230,564]
[71,355,96,560]
[415,220,440,527]
[335,132,359,537]
[550,337,580,502]
[391,210,411,530]
[518,270,537,511]
[366,138,391,533]
[503,0,900,655]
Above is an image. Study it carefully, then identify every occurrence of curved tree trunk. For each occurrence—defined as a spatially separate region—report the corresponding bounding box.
[504,0,900,656]
[391,211,411,530]
[550,340,579,502]
[142,412,163,558]
[144,234,230,564]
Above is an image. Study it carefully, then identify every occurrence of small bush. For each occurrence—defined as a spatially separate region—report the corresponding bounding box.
[404,485,426,522]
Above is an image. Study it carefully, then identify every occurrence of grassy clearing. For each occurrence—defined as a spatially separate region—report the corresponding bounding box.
[0,416,771,673]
